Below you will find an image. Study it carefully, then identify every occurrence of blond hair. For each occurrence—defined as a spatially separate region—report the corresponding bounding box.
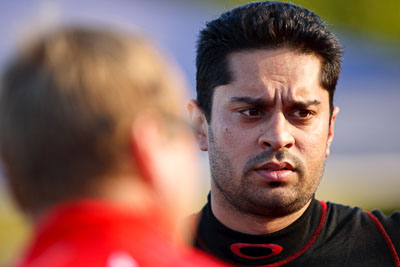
[0,27,185,214]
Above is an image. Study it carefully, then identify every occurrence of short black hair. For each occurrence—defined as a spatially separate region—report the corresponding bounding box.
[196,1,343,121]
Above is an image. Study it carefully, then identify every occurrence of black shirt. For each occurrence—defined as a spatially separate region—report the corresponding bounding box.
[194,197,400,266]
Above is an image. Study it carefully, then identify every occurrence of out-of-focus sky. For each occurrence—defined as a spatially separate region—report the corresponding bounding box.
[0,0,399,264]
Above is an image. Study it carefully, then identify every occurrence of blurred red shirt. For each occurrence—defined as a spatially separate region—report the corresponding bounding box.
[15,199,226,267]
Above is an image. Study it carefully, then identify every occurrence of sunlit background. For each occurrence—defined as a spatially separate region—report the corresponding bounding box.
[0,0,399,265]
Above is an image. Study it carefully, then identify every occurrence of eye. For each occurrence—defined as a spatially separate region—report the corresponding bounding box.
[238,108,264,117]
[292,109,314,119]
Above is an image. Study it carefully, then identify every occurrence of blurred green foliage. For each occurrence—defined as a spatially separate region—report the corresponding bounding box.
[218,0,400,44]
[0,192,31,267]
[374,208,400,217]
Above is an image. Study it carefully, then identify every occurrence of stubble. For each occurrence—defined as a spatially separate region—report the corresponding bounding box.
[208,129,325,217]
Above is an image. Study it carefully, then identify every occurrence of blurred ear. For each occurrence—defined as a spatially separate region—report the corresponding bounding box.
[187,99,208,151]
[326,106,339,157]
[130,111,201,225]
[130,112,163,187]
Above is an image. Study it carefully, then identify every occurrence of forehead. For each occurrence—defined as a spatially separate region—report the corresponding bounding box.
[214,48,325,103]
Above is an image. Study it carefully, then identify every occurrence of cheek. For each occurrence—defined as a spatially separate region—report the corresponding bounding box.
[295,127,329,159]
[213,109,253,144]
[210,118,252,171]
[213,118,252,152]
[212,111,235,143]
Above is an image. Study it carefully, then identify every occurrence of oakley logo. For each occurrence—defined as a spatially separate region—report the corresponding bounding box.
[230,243,283,260]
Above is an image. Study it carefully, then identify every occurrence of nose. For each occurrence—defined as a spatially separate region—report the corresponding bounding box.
[258,112,294,150]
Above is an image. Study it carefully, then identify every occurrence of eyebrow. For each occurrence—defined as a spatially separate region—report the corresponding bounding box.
[228,96,321,108]
[291,99,321,108]
[228,96,271,106]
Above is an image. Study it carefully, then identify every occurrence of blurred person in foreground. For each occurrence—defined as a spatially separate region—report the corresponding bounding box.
[188,1,400,266]
[0,27,226,267]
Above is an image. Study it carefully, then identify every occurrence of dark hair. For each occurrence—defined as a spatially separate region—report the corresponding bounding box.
[196,1,343,121]
[0,27,183,214]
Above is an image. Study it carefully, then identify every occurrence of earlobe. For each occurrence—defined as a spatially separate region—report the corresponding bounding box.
[325,106,339,157]
[187,99,209,151]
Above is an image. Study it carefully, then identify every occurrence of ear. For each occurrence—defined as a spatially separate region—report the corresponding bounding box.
[130,113,162,187]
[187,99,209,151]
[326,106,339,157]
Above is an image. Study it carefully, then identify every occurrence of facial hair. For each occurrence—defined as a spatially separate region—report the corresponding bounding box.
[208,129,325,217]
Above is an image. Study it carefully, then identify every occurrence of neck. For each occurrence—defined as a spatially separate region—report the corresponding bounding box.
[99,174,195,245]
[33,174,190,246]
[210,186,311,235]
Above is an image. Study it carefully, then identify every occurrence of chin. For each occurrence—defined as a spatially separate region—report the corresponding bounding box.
[244,192,313,217]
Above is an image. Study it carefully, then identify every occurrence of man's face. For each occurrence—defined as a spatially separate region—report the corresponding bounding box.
[203,48,338,216]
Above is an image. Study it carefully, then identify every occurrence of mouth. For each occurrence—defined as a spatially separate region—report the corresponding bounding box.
[254,161,295,182]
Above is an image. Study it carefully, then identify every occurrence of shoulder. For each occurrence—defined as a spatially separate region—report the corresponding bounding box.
[319,202,372,243]
[370,209,400,230]
[325,201,400,233]
[323,201,372,229]
[369,209,400,249]
[320,201,386,239]
[323,201,400,254]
